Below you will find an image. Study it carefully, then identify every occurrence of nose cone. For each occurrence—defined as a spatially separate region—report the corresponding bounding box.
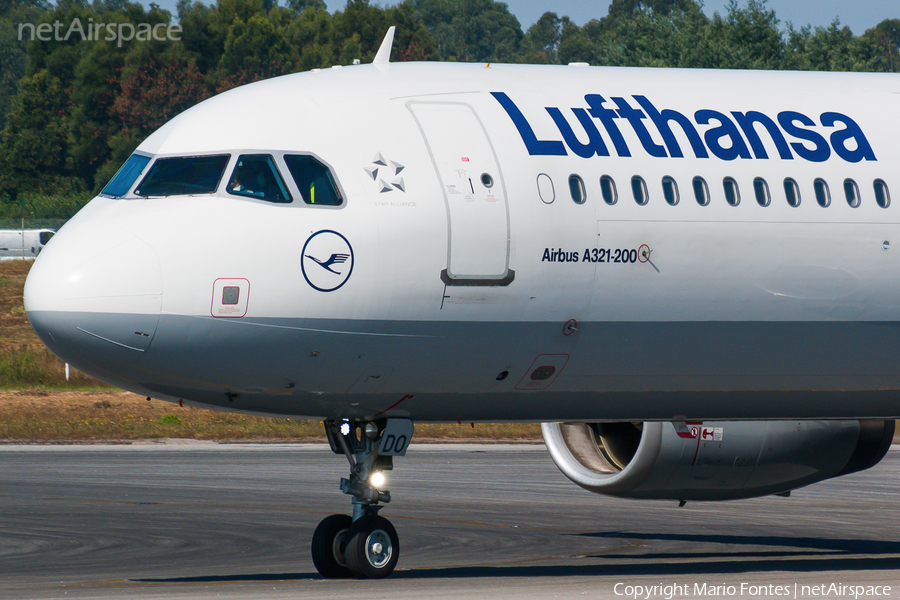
[25,221,162,379]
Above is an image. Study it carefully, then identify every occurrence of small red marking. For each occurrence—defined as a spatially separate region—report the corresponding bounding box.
[639,244,651,263]
[691,435,702,465]
[675,420,703,439]
[373,394,413,417]
[461,157,470,162]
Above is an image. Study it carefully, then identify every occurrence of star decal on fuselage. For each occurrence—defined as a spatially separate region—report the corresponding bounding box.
[364,152,405,193]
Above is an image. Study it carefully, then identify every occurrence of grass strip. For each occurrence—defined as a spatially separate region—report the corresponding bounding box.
[0,389,542,443]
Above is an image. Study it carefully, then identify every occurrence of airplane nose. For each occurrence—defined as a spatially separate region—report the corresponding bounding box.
[24,221,162,377]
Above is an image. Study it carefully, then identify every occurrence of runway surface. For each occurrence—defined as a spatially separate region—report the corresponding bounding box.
[2,442,900,599]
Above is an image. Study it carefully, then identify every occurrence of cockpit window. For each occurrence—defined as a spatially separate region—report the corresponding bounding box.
[101,154,151,197]
[227,155,292,203]
[39,231,55,245]
[134,155,230,197]
[284,155,343,206]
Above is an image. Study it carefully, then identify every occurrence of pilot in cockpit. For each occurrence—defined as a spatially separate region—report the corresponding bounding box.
[228,160,265,198]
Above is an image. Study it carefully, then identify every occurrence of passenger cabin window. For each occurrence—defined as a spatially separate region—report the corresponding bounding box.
[284,155,343,206]
[600,175,617,205]
[135,155,230,197]
[662,176,679,206]
[101,154,151,197]
[784,178,801,207]
[844,179,860,208]
[631,176,648,205]
[814,178,830,207]
[693,177,710,206]
[723,177,740,206]
[569,174,586,204]
[874,179,891,208]
[227,155,291,203]
[753,178,770,207]
[537,173,555,204]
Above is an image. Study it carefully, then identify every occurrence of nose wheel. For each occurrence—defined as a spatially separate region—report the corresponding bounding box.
[312,418,412,579]
[344,515,399,579]
[311,514,352,578]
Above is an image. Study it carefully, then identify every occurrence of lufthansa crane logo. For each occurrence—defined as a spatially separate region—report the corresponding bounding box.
[301,230,354,292]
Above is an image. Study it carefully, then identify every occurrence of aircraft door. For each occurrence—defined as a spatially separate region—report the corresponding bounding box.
[408,101,513,286]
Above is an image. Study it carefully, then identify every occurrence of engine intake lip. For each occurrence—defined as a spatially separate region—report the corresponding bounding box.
[540,421,663,495]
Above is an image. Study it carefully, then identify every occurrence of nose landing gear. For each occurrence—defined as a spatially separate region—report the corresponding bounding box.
[311,418,412,579]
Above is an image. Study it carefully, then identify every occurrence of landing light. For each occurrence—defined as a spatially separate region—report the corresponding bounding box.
[370,472,386,488]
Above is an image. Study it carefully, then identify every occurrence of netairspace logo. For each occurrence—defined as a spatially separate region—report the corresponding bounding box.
[18,19,182,48]
[613,582,893,600]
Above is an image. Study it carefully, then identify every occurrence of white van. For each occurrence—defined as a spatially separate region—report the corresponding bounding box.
[0,229,56,259]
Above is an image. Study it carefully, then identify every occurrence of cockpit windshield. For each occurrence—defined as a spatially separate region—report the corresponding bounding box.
[284,154,343,206]
[227,155,292,203]
[100,154,151,198]
[134,155,230,197]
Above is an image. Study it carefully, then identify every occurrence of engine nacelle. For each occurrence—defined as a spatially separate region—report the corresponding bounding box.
[541,420,894,501]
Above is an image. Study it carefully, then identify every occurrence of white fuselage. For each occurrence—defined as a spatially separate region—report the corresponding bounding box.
[23,62,900,422]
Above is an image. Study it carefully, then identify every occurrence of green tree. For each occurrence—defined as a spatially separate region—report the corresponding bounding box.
[705,0,784,69]
[214,6,301,90]
[413,0,523,62]
[294,4,336,70]
[333,0,386,62]
[386,1,436,61]
[864,19,900,72]
[0,70,82,199]
[521,12,566,64]
[0,0,50,130]
[96,44,211,191]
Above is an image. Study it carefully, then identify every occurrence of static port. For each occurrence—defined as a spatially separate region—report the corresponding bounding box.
[530,366,556,381]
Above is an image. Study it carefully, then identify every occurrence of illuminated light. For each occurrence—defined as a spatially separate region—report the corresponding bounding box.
[370,472,386,488]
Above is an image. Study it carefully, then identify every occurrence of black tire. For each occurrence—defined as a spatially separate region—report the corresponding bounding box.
[345,515,399,579]
[311,514,353,579]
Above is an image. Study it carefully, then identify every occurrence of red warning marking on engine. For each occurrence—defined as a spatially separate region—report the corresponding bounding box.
[673,421,703,439]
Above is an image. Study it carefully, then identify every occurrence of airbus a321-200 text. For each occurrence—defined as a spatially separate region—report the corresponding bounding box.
[23,28,900,578]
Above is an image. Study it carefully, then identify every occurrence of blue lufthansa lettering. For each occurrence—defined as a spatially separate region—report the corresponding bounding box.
[585,95,631,157]
[612,97,667,158]
[778,111,830,162]
[491,91,566,156]
[634,95,708,159]
[821,112,876,162]
[695,109,751,161]
[491,92,875,163]
[546,107,610,158]
[731,111,793,160]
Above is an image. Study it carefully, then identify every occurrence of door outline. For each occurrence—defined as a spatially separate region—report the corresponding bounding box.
[408,100,515,287]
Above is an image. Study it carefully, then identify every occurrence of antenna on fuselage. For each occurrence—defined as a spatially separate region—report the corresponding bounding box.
[373,26,395,65]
